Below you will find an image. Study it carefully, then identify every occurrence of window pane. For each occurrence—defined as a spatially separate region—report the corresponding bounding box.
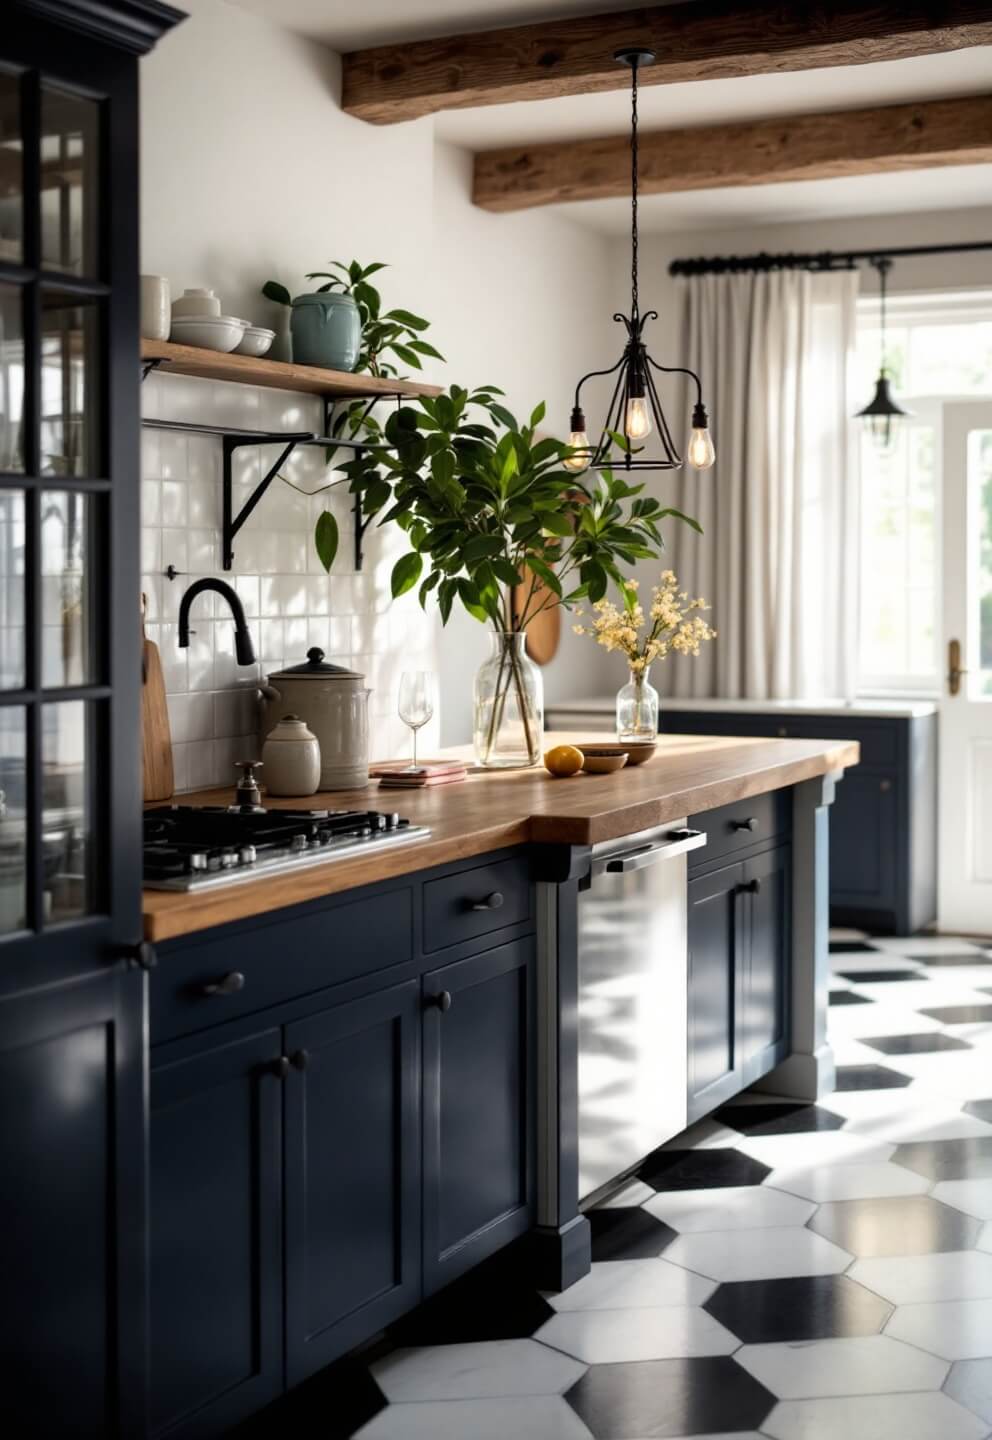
[0,490,24,688]
[43,699,91,921]
[40,86,99,278]
[42,490,91,687]
[972,429,992,698]
[0,705,26,934]
[41,294,100,477]
[0,282,24,473]
[0,70,21,264]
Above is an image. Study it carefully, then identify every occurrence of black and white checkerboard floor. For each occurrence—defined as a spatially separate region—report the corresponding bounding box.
[256,932,992,1440]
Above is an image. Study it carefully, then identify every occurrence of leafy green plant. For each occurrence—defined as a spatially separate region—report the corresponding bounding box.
[261,260,444,378]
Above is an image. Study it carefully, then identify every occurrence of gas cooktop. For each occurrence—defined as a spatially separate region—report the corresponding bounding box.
[143,805,431,892]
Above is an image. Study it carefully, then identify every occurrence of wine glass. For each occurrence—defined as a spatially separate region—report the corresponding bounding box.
[398,670,434,772]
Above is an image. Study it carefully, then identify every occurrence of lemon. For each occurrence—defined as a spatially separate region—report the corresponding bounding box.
[544,744,584,778]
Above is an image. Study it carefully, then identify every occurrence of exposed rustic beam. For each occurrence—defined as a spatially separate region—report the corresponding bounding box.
[473,94,992,212]
[341,1,992,125]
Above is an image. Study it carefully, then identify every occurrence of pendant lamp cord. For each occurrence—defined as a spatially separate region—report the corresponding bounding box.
[877,257,890,378]
[630,56,639,322]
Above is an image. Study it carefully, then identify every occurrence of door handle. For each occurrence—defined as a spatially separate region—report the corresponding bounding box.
[601,828,706,874]
[470,891,504,912]
[268,1056,290,1080]
[737,877,761,895]
[200,970,245,997]
[948,638,969,696]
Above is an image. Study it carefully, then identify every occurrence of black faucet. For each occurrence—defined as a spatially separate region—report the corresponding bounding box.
[177,578,256,666]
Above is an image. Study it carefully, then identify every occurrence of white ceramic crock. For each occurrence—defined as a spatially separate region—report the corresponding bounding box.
[259,649,371,791]
[261,714,321,797]
[140,275,170,340]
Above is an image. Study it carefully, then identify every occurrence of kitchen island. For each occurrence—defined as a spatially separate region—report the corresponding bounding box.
[144,732,857,1439]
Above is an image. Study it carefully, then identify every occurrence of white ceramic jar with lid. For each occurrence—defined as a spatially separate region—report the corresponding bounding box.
[258,650,371,791]
[171,287,222,319]
[261,715,321,797]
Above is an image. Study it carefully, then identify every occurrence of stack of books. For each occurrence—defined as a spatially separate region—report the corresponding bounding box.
[371,759,468,789]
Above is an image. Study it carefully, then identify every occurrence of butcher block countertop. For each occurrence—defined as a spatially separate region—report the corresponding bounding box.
[142,731,859,943]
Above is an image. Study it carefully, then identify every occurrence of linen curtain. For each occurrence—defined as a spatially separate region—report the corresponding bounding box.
[663,267,859,702]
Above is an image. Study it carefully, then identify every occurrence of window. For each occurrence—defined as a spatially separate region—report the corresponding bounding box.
[856,292,992,695]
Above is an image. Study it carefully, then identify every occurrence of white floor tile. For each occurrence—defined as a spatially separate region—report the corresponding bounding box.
[542,1258,714,1313]
[849,1251,992,1304]
[597,1178,655,1209]
[371,1340,586,1403]
[663,1226,852,1282]
[887,1053,992,1100]
[762,1391,988,1440]
[870,937,988,957]
[642,1184,814,1232]
[843,1101,992,1145]
[933,1180,992,1221]
[735,1334,947,1398]
[824,1007,942,1041]
[829,953,924,974]
[885,1297,992,1359]
[979,1222,992,1253]
[765,1161,930,1202]
[660,1117,741,1151]
[852,982,992,1009]
[731,1130,895,1170]
[534,1305,739,1364]
[829,928,872,941]
[354,1396,596,1440]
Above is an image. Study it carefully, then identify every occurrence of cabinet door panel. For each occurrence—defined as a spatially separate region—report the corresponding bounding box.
[829,770,897,907]
[687,863,744,1123]
[743,845,791,1083]
[285,980,421,1386]
[423,939,534,1294]
[149,1029,283,1440]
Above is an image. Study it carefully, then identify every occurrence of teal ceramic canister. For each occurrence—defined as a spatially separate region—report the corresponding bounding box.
[290,292,361,370]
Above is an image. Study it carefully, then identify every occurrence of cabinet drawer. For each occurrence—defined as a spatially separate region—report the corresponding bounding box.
[423,856,532,953]
[689,789,790,869]
[151,887,414,1045]
[769,717,897,767]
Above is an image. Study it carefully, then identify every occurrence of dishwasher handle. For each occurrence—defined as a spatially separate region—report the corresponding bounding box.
[601,827,706,873]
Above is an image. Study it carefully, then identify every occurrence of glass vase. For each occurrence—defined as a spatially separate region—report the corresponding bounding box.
[474,631,544,769]
[616,666,659,743]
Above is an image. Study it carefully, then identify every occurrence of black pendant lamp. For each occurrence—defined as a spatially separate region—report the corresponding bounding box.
[564,47,714,475]
[856,256,911,451]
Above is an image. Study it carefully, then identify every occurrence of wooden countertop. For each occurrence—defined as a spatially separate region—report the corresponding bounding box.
[143,731,859,944]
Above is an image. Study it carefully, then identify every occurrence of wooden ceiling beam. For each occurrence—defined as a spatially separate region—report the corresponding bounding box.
[341,1,992,126]
[473,93,992,212]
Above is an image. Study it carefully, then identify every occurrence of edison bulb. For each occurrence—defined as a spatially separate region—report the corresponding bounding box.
[687,426,716,470]
[563,431,591,473]
[624,396,652,440]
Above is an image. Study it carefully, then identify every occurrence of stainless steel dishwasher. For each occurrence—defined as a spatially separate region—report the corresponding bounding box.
[576,820,706,1201]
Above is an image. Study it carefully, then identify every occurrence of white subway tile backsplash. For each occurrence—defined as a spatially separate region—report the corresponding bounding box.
[161,479,187,528]
[142,480,161,526]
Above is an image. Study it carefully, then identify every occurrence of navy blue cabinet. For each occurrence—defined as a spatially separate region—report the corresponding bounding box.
[687,862,744,1122]
[742,845,791,1085]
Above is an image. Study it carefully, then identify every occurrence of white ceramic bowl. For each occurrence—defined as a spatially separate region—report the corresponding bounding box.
[170,314,247,353]
[234,325,275,358]
[171,287,222,319]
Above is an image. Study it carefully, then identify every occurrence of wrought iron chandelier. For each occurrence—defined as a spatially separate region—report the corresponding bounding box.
[856,255,911,451]
[565,47,715,475]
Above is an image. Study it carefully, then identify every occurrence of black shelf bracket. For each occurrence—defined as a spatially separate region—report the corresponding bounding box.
[221,431,310,570]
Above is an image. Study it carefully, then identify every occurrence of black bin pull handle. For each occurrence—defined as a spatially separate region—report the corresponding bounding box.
[200,970,246,997]
[470,891,504,912]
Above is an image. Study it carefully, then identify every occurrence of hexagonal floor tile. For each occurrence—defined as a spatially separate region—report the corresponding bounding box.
[662,1226,851,1283]
[386,1247,554,1346]
[934,1178,992,1220]
[807,1194,981,1256]
[730,1130,895,1171]
[642,1183,814,1233]
[544,1259,714,1314]
[638,1146,770,1192]
[862,1032,970,1055]
[834,969,923,984]
[893,1136,992,1181]
[762,1392,988,1440]
[564,1356,776,1439]
[535,1306,739,1364]
[843,1101,992,1145]
[734,1334,948,1398]
[588,1206,676,1262]
[834,1063,912,1090]
[885,1297,992,1359]
[945,1358,992,1425]
[371,1339,586,1403]
[829,989,873,1005]
[703,1274,892,1343]
[715,1102,846,1135]
[849,1251,992,1304]
[354,1396,597,1439]
[765,1161,929,1202]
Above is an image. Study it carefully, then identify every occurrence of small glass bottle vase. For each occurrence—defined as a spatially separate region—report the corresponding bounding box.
[616,666,659,743]
[474,631,544,769]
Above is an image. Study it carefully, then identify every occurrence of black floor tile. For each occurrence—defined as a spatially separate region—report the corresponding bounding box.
[639,1146,771,1193]
[565,1356,776,1439]
[945,1358,992,1426]
[385,1244,553,1346]
[835,969,923,984]
[807,1194,982,1256]
[588,1206,677,1262]
[834,1063,912,1091]
[829,941,880,953]
[964,1099,992,1125]
[916,952,992,967]
[703,1273,892,1343]
[862,1031,972,1055]
[715,1101,846,1135]
[829,989,873,1006]
[919,1003,992,1025]
[892,1136,992,1181]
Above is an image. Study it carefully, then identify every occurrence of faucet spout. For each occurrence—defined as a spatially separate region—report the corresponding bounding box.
[177,578,256,666]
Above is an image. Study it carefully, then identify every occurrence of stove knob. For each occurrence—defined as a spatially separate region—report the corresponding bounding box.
[309,837,323,849]
[189,852,209,872]
[383,813,401,829]
[291,833,308,853]
[366,812,387,831]
[220,849,238,869]
[239,845,257,866]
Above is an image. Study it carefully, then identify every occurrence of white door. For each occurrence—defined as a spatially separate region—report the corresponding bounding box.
[939,401,992,934]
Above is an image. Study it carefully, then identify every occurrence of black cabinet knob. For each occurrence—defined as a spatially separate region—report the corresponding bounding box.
[123,940,157,972]
[737,877,762,895]
[290,1049,310,1071]
[427,990,453,1013]
[470,891,504,912]
[269,1056,290,1079]
[200,970,245,997]
[732,817,758,832]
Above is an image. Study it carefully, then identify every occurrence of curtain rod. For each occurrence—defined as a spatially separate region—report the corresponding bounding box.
[668,241,992,277]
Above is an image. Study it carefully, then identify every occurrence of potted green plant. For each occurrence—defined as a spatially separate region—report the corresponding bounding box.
[333,386,701,767]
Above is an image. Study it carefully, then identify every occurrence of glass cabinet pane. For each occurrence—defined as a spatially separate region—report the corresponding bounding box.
[0,490,24,689]
[0,71,21,265]
[41,294,100,477]
[0,283,24,473]
[0,705,26,934]
[42,699,90,921]
[42,491,90,687]
[40,86,99,278]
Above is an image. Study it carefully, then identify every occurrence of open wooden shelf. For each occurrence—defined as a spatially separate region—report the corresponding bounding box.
[141,338,443,401]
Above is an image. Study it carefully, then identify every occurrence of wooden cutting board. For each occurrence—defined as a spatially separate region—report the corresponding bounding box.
[142,595,174,802]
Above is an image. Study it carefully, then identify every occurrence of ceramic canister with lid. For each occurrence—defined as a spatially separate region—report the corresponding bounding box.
[258,649,371,790]
[261,715,321,797]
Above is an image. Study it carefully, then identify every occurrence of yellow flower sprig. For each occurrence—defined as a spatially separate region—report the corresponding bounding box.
[573,570,715,674]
